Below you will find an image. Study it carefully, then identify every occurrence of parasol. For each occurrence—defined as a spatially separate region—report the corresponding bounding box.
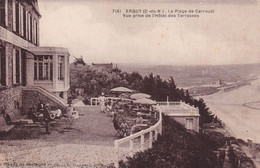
[130,93,151,100]
[110,87,133,93]
[133,98,157,105]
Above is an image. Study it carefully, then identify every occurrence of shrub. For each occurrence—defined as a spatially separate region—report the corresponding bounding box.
[228,144,256,168]
[119,115,224,168]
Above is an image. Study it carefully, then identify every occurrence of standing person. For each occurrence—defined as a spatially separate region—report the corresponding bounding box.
[43,104,51,134]
[37,100,45,124]
[99,93,105,113]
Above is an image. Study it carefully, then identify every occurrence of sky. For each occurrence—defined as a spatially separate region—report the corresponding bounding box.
[38,0,260,65]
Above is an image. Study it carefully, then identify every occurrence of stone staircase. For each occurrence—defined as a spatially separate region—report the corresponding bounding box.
[22,86,68,113]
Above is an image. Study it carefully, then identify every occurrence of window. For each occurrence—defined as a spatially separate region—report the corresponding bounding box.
[0,0,7,26]
[13,49,21,84]
[58,56,65,80]
[186,118,193,130]
[0,46,6,86]
[34,56,53,81]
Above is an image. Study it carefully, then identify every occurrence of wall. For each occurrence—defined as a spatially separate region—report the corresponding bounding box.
[0,86,22,115]
[171,116,200,132]
[6,0,40,46]
[0,40,13,86]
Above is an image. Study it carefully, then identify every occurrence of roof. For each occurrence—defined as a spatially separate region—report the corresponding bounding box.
[28,47,70,56]
[26,0,41,17]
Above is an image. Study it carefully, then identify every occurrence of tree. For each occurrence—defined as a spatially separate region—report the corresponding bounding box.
[69,64,215,125]
[193,98,214,126]
[73,56,86,65]
[126,71,143,91]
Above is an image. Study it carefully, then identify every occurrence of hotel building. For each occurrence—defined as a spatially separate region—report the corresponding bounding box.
[0,0,69,115]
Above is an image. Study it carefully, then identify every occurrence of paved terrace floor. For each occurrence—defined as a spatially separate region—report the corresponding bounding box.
[0,106,118,167]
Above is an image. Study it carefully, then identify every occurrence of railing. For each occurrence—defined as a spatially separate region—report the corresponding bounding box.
[157,101,181,106]
[114,109,162,168]
[158,101,199,114]
[22,86,68,110]
[90,97,132,106]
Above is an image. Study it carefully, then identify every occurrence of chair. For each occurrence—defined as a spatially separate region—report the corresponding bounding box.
[0,117,15,132]
[113,119,125,137]
[113,119,123,137]
[8,112,20,123]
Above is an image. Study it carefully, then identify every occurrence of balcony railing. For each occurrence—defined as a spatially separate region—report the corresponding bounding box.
[114,108,162,168]
[157,101,199,115]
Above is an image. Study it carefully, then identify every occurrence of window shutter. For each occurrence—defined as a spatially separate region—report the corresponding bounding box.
[13,49,16,84]
[5,0,8,26]
[25,10,28,39]
[28,13,31,41]
[20,5,24,36]
[12,0,15,31]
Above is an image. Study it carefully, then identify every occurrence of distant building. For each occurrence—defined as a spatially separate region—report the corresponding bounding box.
[92,63,113,71]
[158,101,200,132]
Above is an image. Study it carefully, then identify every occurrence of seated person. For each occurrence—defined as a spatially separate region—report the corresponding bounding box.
[107,102,112,112]
[37,101,45,114]
[106,102,113,116]
[120,120,129,137]
[135,112,143,124]
[28,105,38,123]
[55,109,62,118]
[131,112,144,134]
[113,101,120,110]
[2,110,11,125]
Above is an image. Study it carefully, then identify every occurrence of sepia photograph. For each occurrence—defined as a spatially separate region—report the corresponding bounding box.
[0,0,260,167]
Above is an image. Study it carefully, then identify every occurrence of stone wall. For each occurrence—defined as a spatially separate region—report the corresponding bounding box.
[0,86,22,115]
[22,89,67,114]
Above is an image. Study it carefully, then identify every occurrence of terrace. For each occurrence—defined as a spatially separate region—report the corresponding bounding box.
[158,100,199,116]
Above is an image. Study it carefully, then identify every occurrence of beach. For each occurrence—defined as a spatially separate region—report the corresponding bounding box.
[202,78,260,143]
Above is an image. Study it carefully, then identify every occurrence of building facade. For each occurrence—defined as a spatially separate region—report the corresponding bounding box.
[0,0,40,87]
[0,0,69,115]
